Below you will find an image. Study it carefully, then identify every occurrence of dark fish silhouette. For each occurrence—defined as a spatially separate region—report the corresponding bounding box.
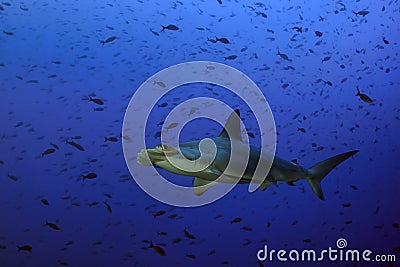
[216,37,229,44]
[161,25,179,31]
[88,96,104,105]
[356,86,373,103]
[81,173,98,180]
[104,137,118,142]
[224,55,237,61]
[66,140,85,151]
[44,220,60,230]
[41,199,50,206]
[103,201,112,214]
[353,10,369,16]
[149,242,166,256]
[41,148,55,157]
[277,50,291,61]
[17,245,32,252]
[100,36,117,45]
[152,210,166,218]
[183,228,196,239]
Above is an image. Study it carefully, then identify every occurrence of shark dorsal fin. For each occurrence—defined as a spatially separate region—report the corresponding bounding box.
[219,109,242,141]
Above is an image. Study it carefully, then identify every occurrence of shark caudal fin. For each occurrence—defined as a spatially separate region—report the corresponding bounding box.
[306,150,359,200]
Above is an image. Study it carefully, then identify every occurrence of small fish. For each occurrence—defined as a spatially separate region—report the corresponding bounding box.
[65,241,74,246]
[15,121,23,127]
[161,25,179,31]
[41,199,50,206]
[7,174,18,181]
[315,31,323,37]
[255,11,268,18]
[303,239,311,243]
[356,86,373,103]
[186,254,196,259]
[41,148,55,157]
[157,231,167,236]
[224,55,237,61]
[277,50,291,61]
[104,193,112,199]
[188,107,199,116]
[183,228,196,239]
[44,220,61,230]
[241,226,253,231]
[247,132,255,138]
[17,245,32,252]
[149,242,166,256]
[20,5,29,11]
[88,96,104,105]
[152,210,166,218]
[383,38,389,44]
[353,10,369,17]
[342,203,351,208]
[104,137,118,142]
[166,122,178,130]
[81,173,98,180]
[291,26,302,33]
[350,185,358,190]
[3,30,13,36]
[208,249,216,256]
[230,217,242,224]
[216,37,229,44]
[50,143,59,150]
[321,56,331,62]
[217,0,222,4]
[157,102,168,108]
[66,140,85,151]
[100,36,117,45]
[297,127,306,133]
[103,201,112,214]
[94,107,104,111]
[154,81,166,88]
[150,29,159,36]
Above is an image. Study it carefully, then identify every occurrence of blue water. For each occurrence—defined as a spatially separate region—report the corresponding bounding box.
[1,0,399,266]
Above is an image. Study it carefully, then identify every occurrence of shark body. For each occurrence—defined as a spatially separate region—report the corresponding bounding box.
[138,110,358,200]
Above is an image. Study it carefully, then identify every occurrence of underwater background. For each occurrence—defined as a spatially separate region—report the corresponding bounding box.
[1,0,399,266]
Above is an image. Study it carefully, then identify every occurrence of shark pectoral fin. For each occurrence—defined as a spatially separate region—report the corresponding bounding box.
[193,177,218,196]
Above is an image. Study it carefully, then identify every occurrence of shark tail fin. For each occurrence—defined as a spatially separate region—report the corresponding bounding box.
[306,150,359,200]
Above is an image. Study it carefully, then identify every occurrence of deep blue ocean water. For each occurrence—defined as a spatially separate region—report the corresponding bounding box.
[1,0,399,266]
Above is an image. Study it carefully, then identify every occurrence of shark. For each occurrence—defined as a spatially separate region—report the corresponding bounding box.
[138,110,359,200]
